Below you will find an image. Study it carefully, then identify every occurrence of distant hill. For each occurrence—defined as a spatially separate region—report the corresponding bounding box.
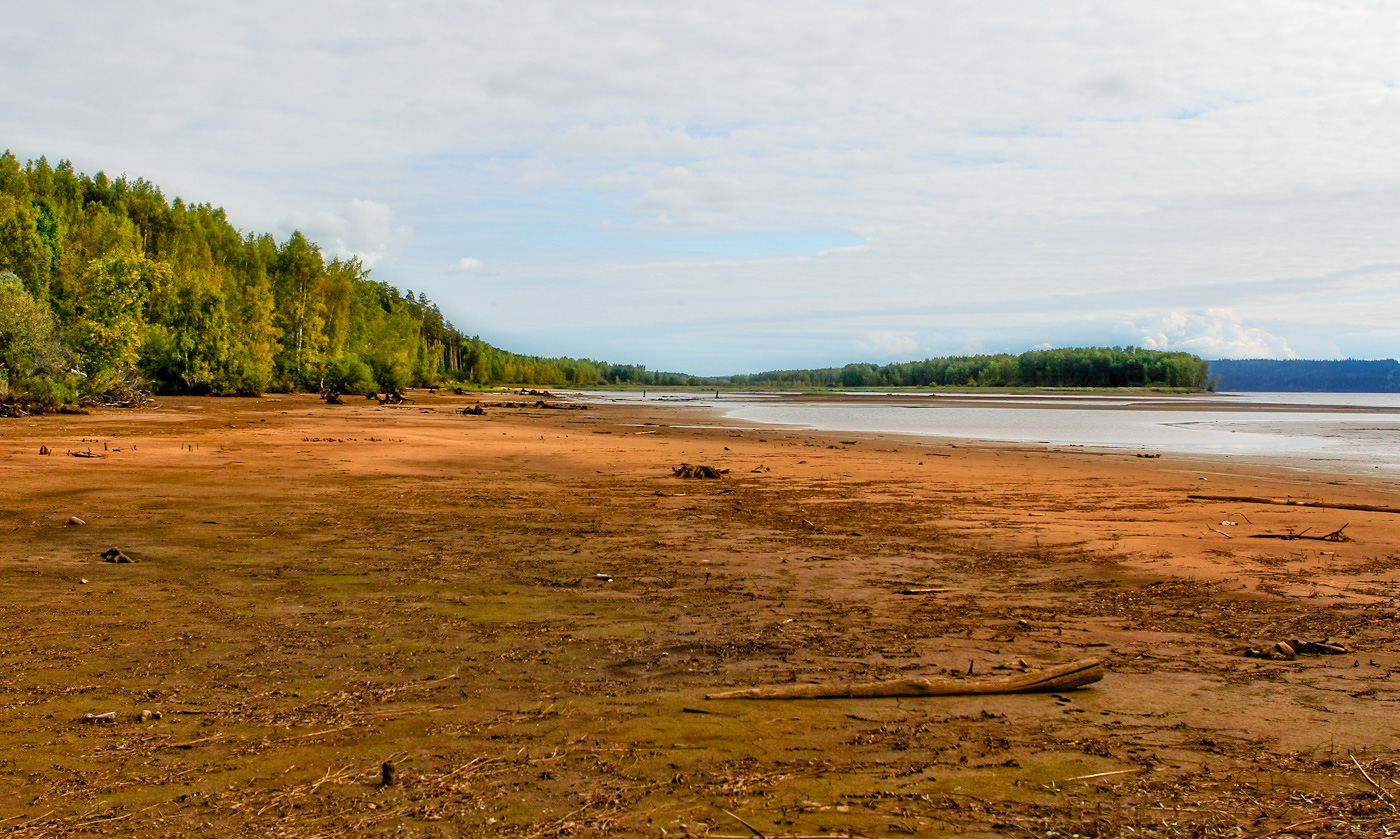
[1209,359,1400,392]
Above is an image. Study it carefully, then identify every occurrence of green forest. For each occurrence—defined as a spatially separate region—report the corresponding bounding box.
[728,347,1212,390]
[0,152,627,408]
[0,152,1212,410]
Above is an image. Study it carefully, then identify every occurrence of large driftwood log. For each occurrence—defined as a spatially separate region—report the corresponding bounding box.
[1189,494,1400,515]
[706,658,1103,700]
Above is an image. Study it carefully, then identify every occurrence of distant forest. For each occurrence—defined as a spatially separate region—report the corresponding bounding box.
[0,152,1211,409]
[1210,358,1400,392]
[721,347,1210,389]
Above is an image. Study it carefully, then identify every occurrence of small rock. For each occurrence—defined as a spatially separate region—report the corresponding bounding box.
[68,516,86,526]
[139,709,161,722]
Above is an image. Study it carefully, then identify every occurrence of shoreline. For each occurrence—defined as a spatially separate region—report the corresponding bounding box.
[4,391,1400,836]
[582,388,1400,484]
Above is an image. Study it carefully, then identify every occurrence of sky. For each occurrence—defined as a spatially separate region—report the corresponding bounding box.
[4,1,1400,374]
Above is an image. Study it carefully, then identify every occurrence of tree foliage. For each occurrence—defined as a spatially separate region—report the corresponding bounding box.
[0,151,625,402]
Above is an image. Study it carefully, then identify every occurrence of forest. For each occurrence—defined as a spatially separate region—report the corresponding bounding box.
[727,347,1212,390]
[1209,358,1400,392]
[0,152,1212,409]
[0,152,626,408]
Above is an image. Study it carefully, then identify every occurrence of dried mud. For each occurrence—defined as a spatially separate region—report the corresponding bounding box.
[2,392,1400,837]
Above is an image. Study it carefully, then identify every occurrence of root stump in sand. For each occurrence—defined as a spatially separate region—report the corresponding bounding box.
[101,547,135,564]
[673,463,728,479]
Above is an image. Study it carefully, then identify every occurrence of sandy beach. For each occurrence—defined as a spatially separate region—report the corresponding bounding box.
[3,391,1399,837]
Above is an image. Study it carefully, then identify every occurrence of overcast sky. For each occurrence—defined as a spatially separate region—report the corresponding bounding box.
[5,1,1400,373]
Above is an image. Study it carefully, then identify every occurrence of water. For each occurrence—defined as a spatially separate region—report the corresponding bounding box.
[573,390,1400,475]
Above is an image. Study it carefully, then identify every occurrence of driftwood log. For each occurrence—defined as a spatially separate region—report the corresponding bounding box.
[706,658,1103,700]
[1189,494,1400,515]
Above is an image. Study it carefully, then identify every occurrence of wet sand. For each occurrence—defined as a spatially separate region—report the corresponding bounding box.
[2,391,1399,837]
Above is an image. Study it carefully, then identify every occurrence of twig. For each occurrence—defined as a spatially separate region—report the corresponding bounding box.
[1350,753,1396,805]
[1054,767,1146,784]
[282,723,356,741]
[720,808,767,838]
[1255,816,1328,838]
[1206,525,1233,539]
[161,732,225,749]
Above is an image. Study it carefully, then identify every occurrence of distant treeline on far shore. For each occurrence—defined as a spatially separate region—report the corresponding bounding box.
[1209,358,1400,392]
[1,152,1218,411]
[704,347,1211,390]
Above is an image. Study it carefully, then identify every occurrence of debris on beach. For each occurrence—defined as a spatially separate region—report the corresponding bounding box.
[1242,639,1348,660]
[67,516,85,526]
[458,404,485,415]
[673,463,727,479]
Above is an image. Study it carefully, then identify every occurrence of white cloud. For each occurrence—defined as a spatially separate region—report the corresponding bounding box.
[1133,309,1298,360]
[286,198,411,269]
[854,330,918,360]
[447,257,484,274]
[8,2,1400,368]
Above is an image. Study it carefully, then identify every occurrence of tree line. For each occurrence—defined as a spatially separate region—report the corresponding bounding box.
[0,152,1212,409]
[727,347,1212,390]
[1209,358,1400,392]
[0,152,646,408]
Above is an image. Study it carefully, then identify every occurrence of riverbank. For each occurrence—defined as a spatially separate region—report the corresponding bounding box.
[3,391,1398,837]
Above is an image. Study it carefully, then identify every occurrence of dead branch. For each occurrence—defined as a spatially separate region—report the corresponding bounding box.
[1251,524,1351,542]
[1189,494,1400,515]
[707,658,1103,700]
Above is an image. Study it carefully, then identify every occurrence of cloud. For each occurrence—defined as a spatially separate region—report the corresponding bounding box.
[447,257,484,274]
[1132,310,1298,360]
[633,166,759,227]
[7,2,1400,369]
[286,198,411,269]
[854,330,918,360]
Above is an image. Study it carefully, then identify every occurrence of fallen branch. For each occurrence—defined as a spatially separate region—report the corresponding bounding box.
[1189,495,1400,515]
[1251,524,1351,542]
[706,658,1103,700]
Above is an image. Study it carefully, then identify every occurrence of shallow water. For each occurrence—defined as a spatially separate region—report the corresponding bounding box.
[578,390,1400,476]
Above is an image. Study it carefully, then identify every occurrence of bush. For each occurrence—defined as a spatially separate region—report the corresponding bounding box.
[322,354,377,394]
[0,271,76,409]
